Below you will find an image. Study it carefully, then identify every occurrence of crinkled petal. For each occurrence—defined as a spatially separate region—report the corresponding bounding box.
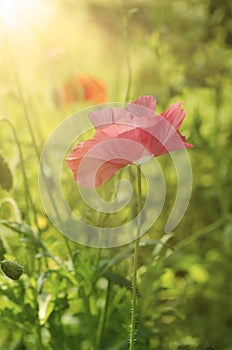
[66,125,152,187]
[66,96,193,188]
[116,118,192,157]
[73,155,129,188]
[126,95,156,118]
[88,108,134,130]
[161,102,186,130]
[66,113,192,188]
[130,95,157,110]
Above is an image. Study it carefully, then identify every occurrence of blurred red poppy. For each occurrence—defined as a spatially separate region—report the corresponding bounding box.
[59,74,107,107]
[66,95,193,188]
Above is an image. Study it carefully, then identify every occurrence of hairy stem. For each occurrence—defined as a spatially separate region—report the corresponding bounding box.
[129,165,142,350]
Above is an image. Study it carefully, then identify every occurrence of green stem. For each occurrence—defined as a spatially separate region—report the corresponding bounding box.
[1,21,63,231]
[82,288,95,350]
[129,165,142,350]
[66,242,96,349]
[173,218,225,253]
[30,283,44,349]
[64,236,74,263]
[0,20,40,160]
[213,80,227,217]
[0,117,37,224]
[94,245,102,273]
[96,280,111,349]
[123,9,132,103]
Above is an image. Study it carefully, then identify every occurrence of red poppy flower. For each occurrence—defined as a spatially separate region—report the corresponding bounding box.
[76,75,108,104]
[60,74,107,107]
[66,95,193,188]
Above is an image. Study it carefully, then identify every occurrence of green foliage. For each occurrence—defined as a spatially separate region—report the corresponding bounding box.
[0,0,232,349]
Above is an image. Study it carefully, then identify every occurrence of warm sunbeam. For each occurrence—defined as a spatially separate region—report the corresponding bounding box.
[0,0,54,29]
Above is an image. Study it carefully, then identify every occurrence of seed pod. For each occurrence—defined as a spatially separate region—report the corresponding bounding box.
[0,260,23,280]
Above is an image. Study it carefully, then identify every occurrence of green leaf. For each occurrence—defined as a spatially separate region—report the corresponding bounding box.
[104,272,131,290]
[99,239,163,276]
[0,152,13,191]
[0,220,34,237]
[38,293,54,325]
[37,269,77,294]
[37,269,60,294]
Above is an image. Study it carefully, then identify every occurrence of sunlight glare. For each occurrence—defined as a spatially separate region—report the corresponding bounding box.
[0,0,54,29]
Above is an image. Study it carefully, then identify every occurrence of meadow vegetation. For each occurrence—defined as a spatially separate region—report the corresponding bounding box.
[0,0,231,349]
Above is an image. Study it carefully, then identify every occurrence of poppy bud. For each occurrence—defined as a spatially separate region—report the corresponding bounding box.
[0,260,23,280]
[0,238,7,260]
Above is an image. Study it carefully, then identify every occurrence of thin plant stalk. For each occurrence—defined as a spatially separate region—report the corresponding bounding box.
[0,19,40,160]
[0,119,52,272]
[124,14,132,104]
[64,239,96,349]
[0,117,37,224]
[96,280,111,349]
[117,0,132,103]
[129,165,142,350]
[213,79,227,217]
[1,20,62,230]
[120,2,132,103]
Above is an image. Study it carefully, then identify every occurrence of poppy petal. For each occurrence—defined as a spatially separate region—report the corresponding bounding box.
[88,108,134,130]
[161,102,186,130]
[130,95,157,110]
[66,96,192,188]
[66,125,152,187]
[126,95,156,118]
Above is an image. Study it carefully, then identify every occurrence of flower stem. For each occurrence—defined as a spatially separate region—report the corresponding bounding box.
[124,20,132,103]
[123,7,132,103]
[129,165,142,350]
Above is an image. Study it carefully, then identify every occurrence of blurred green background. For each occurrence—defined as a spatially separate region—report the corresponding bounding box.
[0,0,232,349]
